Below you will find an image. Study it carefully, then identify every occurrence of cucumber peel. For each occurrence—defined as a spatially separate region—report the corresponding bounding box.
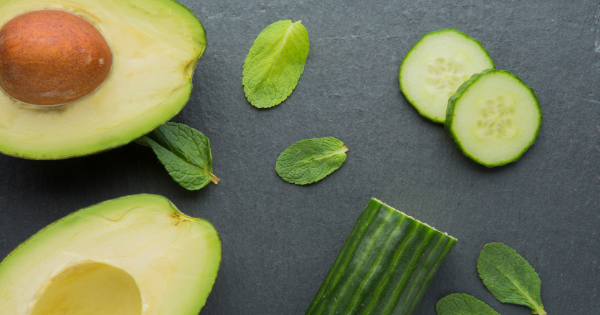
[445,70,542,167]
[305,198,457,315]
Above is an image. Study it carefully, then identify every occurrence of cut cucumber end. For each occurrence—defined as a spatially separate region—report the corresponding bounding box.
[305,198,457,315]
[399,28,494,123]
[445,70,542,167]
[371,198,457,242]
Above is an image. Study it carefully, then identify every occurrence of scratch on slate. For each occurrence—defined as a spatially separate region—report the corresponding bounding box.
[559,84,600,104]
[595,4,600,52]
[315,35,400,42]
[583,98,600,104]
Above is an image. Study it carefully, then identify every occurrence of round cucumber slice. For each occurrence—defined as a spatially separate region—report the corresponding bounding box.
[445,70,542,167]
[399,29,494,123]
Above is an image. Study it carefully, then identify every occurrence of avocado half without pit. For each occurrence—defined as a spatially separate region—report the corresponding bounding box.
[0,0,206,159]
[0,194,222,315]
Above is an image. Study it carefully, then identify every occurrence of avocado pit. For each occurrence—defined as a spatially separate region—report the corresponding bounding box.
[0,10,112,105]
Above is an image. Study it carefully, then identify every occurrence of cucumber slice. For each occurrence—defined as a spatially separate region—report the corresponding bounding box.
[399,29,494,123]
[305,198,457,315]
[445,70,542,167]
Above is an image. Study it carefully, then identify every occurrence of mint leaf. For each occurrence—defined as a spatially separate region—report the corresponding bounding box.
[243,20,309,108]
[436,294,500,315]
[276,137,348,185]
[138,122,219,190]
[478,243,546,315]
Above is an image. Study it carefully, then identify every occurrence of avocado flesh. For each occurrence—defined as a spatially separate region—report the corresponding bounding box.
[0,0,206,159]
[0,194,221,315]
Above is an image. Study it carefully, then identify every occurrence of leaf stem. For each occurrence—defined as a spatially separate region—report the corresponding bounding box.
[209,173,220,185]
[535,306,547,315]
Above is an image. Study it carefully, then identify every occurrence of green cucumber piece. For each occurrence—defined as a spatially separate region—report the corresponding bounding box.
[445,69,542,167]
[399,29,494,123]
[305,198,457,315]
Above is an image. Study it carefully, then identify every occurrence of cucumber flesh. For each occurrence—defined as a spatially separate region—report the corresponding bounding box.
[305,198,457,315]
[400,29,494,123]
[445,70,542,167]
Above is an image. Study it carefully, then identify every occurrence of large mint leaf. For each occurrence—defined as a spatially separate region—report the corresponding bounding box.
[138,122,219,191]
[478,243,546,315]
[436,294,500,315]
[243,20,309,108]
[276,137,348,185]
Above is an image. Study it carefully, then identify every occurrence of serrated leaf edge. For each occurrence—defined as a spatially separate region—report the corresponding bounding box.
[436,293,500,315]
[140,132,220,189]
[155,124,220,184]
[478,243,546,315]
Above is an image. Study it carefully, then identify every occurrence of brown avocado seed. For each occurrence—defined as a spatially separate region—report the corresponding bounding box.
[0,10,113,106]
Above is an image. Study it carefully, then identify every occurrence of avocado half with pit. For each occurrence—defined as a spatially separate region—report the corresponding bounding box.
[0,194,221,314]
[0,0,206,159]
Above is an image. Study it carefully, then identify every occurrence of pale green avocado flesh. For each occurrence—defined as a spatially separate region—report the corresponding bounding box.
[0,194,221,315]
[0,0,206,159]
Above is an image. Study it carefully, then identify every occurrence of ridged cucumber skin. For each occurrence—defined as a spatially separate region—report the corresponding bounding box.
[445,69,542,167]
[305,198,457,315]
[399,28,495,123]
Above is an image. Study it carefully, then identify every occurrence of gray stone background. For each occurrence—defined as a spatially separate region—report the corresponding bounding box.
[1,0,599,314]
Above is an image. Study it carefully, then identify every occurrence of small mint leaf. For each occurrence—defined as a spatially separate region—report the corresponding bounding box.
[478,243,546,315]
[139,122,219,190]
[134,137,151,148]
[276,137,348,185]
[243,20,309,108]
[436,294,500,315]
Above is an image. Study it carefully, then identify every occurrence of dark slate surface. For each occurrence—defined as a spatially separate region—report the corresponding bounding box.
[0,0,598,314]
